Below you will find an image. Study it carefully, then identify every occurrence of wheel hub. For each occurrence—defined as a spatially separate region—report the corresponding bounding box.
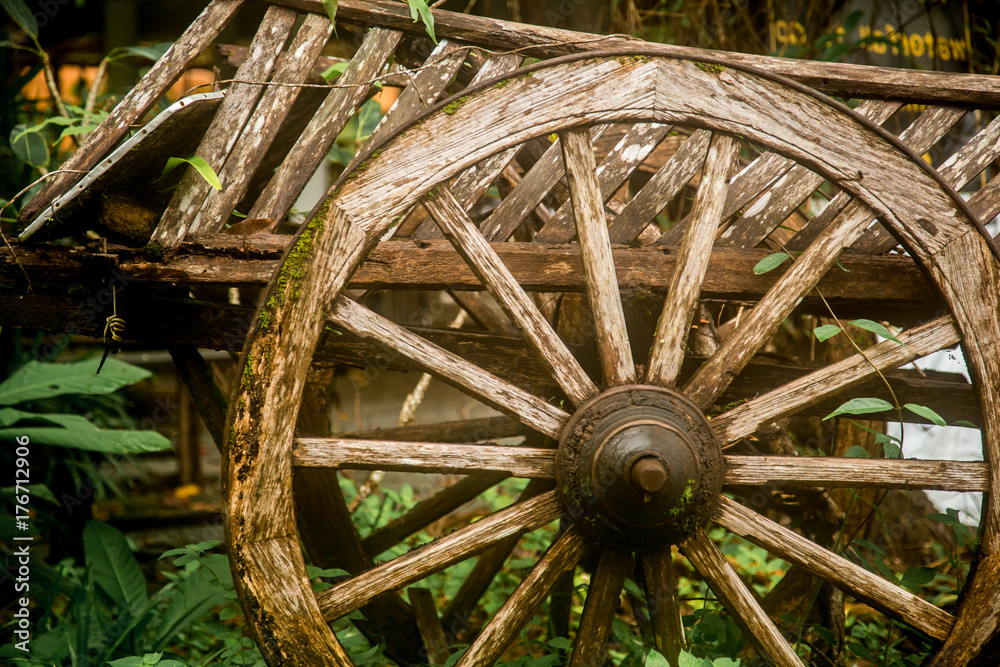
[556,385,724,549]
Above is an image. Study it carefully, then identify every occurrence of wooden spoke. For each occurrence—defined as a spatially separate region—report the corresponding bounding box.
[457,526,588,667]
[639,549,685,665]
[293,438,556,478]
[329,296,569,439]
[608,129,712,243]
[317,491,562,621]
[361,475,506,558]
[341,416,527,444]
[570,547,631,667]
[537,122,674,243]
[724,456,989,491]
[409,588,451,666]
[682,195,878,410]
[711,316,960,444]
[647,134,738,387]
[561,128,635,386]
[712,496,955,640]
[681,527,804,667]
[426,190,599,405]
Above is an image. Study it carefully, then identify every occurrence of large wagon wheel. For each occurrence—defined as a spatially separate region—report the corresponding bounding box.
[225,51,1000,666]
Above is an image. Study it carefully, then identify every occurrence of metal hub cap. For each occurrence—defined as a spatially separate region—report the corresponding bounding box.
[556,385,724,549]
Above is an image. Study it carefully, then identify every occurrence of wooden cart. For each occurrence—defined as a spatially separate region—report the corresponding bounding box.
[7,1,1000,665]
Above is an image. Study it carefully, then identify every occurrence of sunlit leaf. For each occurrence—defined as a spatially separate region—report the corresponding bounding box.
[161,156,222,190]
[813,324,841,342]
[408,0,437,43]
[849,318,902,344]
[824,397,893,420]
[903,403,947,427]
[752,252,789,275]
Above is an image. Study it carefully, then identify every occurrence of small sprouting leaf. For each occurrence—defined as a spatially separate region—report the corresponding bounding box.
[1,0,38,38]
[952,420,979,429]
[752,252,789,275]
[321,0,338,36]
[106,42,172,63]
[849,318,903,345]
[321,61,349,82]
[10,123,49,167]
[899,566,935,592]
[844,445,870,458]
[407,0,437,43]
[161,156,222,190]
[813,324,841,342]
[824,397,893,420]
[903,403,947,427]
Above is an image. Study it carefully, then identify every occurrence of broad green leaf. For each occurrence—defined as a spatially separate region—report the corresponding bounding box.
[852,538,886,557]
[904,403,947,427]
[0,426,170,453]
[848,318,902,345]
[152,564,230,650]
[0,358,151,405]
[824,397,893,420]
[1,0,37,38]
[1,483,57,504]
[407,0,437,43]
[899,566,935,592]
[321,61,349,82]
[10,123,49,167]
[752,252,789,275]
[547,637,572,651]
[106,42,172,62]
[813,324,841,342]
[844,445,870,458]
[647,649,672,667]
[322,0,337,27]
[58,124,99,141]
[848,642,874,660]
[160,156,222,189]
[713,660,741,667]
[0,408,98,429]
[84,520,148,612]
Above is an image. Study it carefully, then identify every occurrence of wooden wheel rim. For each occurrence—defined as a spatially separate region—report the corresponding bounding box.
[225,52,1000,666]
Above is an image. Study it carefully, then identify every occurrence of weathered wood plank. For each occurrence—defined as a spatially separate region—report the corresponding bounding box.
[681,527,804,666]
[293,438,556,478]
[18,0,247,225]
[640,549,685,665]
[409,588,451,666]
[561,128,635,386]
[647,134,737,387]
[713,495,955,640]
[457,527,588,667]
[328,295,569,439]
[247,26,401,222]
[169,346,228,451]
[724,456,989,491]
[341,416,526,444]
[426,190,597,405]
[570,547,631,667]
[154,5,299,248]
[316,491,563,620]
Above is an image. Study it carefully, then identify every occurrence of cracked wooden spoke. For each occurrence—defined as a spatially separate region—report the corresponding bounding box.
[293,438,556,478]
[647,134,738,387]
[640,549,685,665]
[329,296,569,439]
[317,491,562,621]
[713,496,955,640]
[457,526,588,667]
[723,456,990,492]
[681,527,804,667]
[711,316,960,444]
[426,190,599,406]
[570,547,631,667]
[561,127,635,386]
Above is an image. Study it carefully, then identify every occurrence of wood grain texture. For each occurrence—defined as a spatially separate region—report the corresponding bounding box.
[723,456,989,491]
[713,496,955,640]
[647,133,737,387]
[928,553,1000,666]
[681,527,804,666]
[426,190,598,405]
[561,128,635,386]
[409,588,450,665]
[640,549,685,665]
[329,295,569,439]
[457,526,588,667]
[18,0,246,225]
[570,547,631,667]
[293,438,556,478]
[316,491,563,620]
[155,5,298,248]
[711,316,960,444]
[247,26,401,222]
[169,346,228,450]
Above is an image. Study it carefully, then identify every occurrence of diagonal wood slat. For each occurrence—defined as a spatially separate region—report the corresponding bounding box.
[570,547,631,667]
[640,549,686,665]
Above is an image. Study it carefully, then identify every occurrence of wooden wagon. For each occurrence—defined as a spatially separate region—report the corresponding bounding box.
[6,1,1000,665]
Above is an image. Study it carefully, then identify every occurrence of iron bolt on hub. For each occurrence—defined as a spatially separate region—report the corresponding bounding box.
[555,385,724,550]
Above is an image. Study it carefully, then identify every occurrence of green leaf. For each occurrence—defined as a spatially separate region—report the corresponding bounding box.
[848,642,874,660]
[899,566,935,592]
[321,61,349,82]
[848,318,902,344]
[547,637,572,651]
[84,520,148,612]
[0,426,171,454]
[813,324,841,342]
[952,420,979,429]
[0,358,151,405]
[106,42,172,63]
[646,649,671,667]
[676,651,711,667]
[10,123,49,167]
[58,123,99,142]
[904,403,947,427]
[752,252,789,275]
[407,0,437,43]
[160,156,222,190]
[844,445,870,458]
[321,0,337,28]
[1,0,38,38]
[1,482,57,504]
[824,397,893,420]
[852,538,886,557]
